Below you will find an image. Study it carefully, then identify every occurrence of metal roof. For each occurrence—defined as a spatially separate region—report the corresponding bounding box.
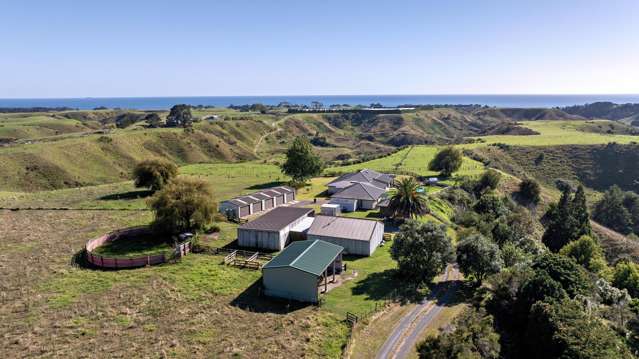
[331,182,386,201]
[239,207,313,232]
[328,169,393,187]
[308,215,384,242]
[262,240,343,276]
[221,185,295,207]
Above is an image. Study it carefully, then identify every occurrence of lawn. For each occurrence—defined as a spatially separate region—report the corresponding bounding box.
[322,242,399,318]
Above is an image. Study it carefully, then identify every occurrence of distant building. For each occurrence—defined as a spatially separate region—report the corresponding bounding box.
[219,186,295,219]
[237,207,313,250]
[262,240,344,303]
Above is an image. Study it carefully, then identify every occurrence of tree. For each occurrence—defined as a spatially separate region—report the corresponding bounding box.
[516,272,568,321]
[525,299,633,359]
[429,147,463,177]
[456,234,503,283]
[532,253,590,298]
[559,235,608,274]
[133,159,178,192]
[390,221,453,284]
[518,178,541,205]
[166,104,193,128]
[148,178,216,234]
[144,113,163,128]
[474,193,508,219]
[542,186,592,252]
[475,169,502,194]
[387,177,429,219]
[594,185,634,234]
[417,308,500,359]
[613,261,639,298]
[623,191,639,234]
[571,185,592,238]
[280,136,323,183]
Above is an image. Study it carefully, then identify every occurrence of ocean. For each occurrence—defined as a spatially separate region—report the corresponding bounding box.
[1,94,639,110]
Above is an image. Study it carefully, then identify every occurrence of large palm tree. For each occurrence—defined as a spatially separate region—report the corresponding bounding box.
[387,177,429,220]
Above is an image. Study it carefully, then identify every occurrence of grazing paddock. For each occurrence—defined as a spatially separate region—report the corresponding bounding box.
[0,209,348,358]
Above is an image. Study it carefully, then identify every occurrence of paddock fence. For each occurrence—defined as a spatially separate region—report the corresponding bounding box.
[85,226,192,269]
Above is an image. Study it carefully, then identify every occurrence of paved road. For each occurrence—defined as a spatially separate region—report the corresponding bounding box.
[376,265,461,359]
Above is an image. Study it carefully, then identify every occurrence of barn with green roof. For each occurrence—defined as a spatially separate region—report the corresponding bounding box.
[262,240,344,303]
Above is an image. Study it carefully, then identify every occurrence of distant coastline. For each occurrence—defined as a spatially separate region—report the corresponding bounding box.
[1,94,639,110]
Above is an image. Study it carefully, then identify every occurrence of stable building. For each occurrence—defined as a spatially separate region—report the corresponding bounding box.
[307,215,384,256]
[219,186,295,219]
[262,240,344,303]
[237,207,313,250]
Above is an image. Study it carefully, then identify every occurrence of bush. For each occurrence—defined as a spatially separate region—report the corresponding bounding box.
[613,261,639,298]
[456,234,503,283]
[518,178,541,205]
[133,159,178,192]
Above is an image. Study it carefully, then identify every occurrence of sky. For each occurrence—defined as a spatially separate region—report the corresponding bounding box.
[1,0,638,98]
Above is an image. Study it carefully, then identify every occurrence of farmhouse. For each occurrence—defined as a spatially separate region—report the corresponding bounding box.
[237,207,313,250]
[219,186,295,219]
[307,215,384,256]
[329,181,387,211]
[262,240,344,303]
[327,168,393,195]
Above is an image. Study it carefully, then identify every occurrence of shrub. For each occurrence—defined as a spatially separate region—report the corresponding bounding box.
[518,178,541,205]
[428,146,463,177]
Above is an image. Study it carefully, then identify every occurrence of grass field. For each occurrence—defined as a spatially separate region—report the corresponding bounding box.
[470,120,639,147]
[0,209,350,358]
[326,145,486,177]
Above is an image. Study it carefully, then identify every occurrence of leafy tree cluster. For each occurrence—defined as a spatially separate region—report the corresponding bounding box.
[390,221,453,284]
[541,185,592,252]
[517,178,541,205]
[593,185,639,235]
[429,146,463,177]
[166,104,194,129]
[459,169,502,197]
[417,308,500,359]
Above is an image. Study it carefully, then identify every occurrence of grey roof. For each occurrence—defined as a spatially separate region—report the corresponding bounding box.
[331,182,386,201]
[308,215,384,242]
[221,186,295,207]
[328,169,393,187]
[263,240,343,276]
[239,207,313,232]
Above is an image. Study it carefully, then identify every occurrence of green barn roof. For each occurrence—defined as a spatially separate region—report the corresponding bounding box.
[263,240,343,276]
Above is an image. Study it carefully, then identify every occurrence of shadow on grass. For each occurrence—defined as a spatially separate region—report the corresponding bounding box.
[99,189,153,201]
[246,181,287,190]
[351,269,423,304]
[230,278,312,314]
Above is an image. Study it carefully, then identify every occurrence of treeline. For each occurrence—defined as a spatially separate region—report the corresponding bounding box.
[562,101,639,120]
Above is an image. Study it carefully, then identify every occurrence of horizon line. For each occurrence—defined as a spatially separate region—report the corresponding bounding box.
[2,93,639,100]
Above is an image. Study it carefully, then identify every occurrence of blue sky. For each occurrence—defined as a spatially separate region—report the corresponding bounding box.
[1,0,638,98]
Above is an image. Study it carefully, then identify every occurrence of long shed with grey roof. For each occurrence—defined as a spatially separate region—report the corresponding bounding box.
[237,207,313,250]
[262,240,344,303]
[219,186,295,219]
[307,215,384,256]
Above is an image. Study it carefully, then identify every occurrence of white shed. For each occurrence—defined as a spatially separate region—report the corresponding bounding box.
[237,207,313,250]
[307,215,384,256]
[320,204,341,216]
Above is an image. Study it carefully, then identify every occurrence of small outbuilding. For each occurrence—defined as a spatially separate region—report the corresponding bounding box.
[219,186,296,220]
[237,207,313,250]
[307,215,384,256]
[320,203,341,216]
[262,240,344,303]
